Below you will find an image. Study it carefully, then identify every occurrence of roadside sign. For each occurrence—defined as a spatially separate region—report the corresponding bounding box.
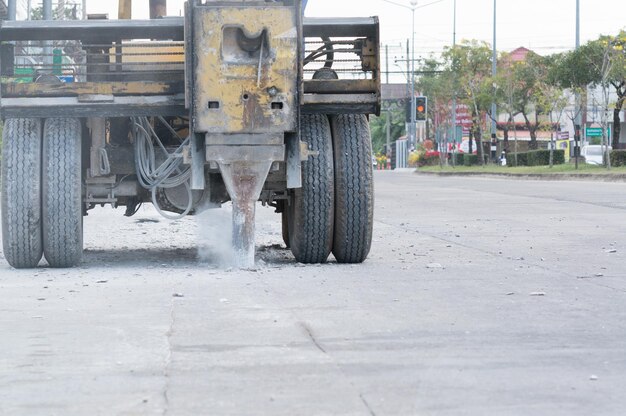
[586,126,611,138]
[557,132,569,140]
[556,140,571,161]
[455,104,472,135]
[586,127,602,137]
[447,126,463,143]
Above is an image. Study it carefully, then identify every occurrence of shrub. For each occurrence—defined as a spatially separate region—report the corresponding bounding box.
[418,151,440,167]
[552,149,565,165]
[463,154,479,166]
[526,150,543,166]
[610,150,626,167]
[527,149,565,166]
[451,153,464,166]
[507,152,528,167]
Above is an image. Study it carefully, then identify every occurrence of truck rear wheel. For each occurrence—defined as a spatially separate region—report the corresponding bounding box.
[42,118,83,268]
[330,114,374,263]
[287,114,334,263]
[1,118,44,268]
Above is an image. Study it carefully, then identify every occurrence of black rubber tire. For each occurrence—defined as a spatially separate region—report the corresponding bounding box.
[287,114,334,263]
[42,118,83,268]
[330,114,374,263]
[1,118,44,269]
[312,68,339,80]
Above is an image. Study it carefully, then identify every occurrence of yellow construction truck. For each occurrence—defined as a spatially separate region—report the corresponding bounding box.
[0,0,380,268]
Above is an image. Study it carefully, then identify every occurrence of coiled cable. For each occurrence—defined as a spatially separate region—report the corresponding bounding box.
[131,116,193,220]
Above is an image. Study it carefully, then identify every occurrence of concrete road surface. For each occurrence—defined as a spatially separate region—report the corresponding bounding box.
[1,171,626,415]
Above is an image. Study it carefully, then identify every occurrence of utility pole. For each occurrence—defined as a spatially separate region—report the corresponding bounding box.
[574,0,581,169]
[7,0,16,20]
[406,39,411,140]
[410,0,417,148]
[385,44,391,160]
[451,0,457,166]
[385,45,389,85]
[43,0,52,20]
[44,0,53,68]
[491,0,497,138]
[576,0,580,48]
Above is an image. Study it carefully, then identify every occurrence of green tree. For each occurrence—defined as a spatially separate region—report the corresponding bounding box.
[608,31,626,149]
[535,81,568,167]
[548,48,600,89]
[31,3,78,20]
[549,31,626,151]
[441,40,494,163]
[370,102,406,156]
[493,53,526,161]
[547,53,587,168]
[504,52,552,150]
[581,33,625,167]
[597,32,626,154]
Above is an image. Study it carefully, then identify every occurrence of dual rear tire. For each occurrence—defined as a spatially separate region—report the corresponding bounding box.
[287,113,374,264]
[1,119,44,268]
[287,114,335,263]
[330,114,374,264]
[42,118,83,267]
[2,118,83,269]
[2,115,370,267]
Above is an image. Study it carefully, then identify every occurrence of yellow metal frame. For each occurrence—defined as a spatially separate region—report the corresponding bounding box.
[193,6,298,134]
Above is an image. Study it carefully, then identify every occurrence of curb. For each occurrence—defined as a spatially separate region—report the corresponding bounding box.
[414,170,626,182]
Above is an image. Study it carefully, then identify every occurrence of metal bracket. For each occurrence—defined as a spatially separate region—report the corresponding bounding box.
[88,118,111,177]
[190,133,206,190]
[359,38,377,72]
[286,133,302,189]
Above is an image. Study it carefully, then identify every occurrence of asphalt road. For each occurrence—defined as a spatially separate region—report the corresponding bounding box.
[1,171,626,415]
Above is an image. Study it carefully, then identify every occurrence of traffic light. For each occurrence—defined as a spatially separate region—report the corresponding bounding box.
[405,99,412,122]
[416,96,427,121]
[405,97,428,122]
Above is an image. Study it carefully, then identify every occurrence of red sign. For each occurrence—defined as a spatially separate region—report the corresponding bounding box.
[455,104,472,135]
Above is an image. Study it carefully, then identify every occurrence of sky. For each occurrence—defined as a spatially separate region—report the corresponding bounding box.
[86,0,625,82]
[87,0,625,50]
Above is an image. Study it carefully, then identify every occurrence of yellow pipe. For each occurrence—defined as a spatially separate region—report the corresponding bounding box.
[118,0,132,19]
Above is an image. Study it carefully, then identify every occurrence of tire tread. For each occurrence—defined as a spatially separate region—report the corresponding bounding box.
[42,118,83,268]
[331,114,374,263]
[289,114,334,263]
[1,118,43,268]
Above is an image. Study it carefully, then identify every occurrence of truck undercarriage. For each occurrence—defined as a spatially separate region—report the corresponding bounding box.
[0,0,380,268]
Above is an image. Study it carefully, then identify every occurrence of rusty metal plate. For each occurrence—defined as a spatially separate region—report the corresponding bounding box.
[192,5,298,135]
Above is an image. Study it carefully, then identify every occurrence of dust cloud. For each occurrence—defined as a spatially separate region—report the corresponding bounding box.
[195,203,235,267]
